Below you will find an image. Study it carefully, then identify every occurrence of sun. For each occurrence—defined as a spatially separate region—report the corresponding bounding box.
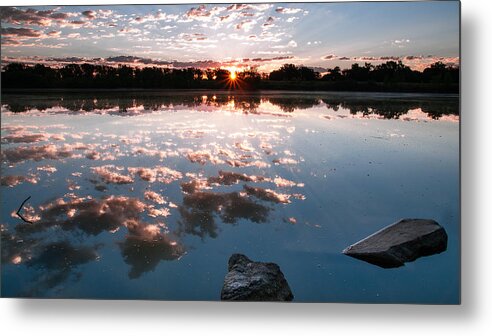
[223,67,242,89]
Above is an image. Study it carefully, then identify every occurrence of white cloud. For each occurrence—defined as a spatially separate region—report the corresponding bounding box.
[271,40,298,49]
[275,7,303,15]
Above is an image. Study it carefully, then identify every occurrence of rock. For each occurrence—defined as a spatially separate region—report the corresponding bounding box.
[220,254,293,301]
[342,218,448,268]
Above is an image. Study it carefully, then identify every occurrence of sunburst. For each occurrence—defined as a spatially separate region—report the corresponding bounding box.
[223,67,244,90]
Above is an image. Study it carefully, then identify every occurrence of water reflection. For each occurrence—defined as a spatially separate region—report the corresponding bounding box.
[1,225,37,265]
[5,193,184,288]
[1,224,98,296]
[1,91,459,299]
[175,164,306,239]
[1,91,459,120]
[178,189,270,239]
[322,98,459,119]
[119,219,184,279]
[1,143,90,165]
[25,241,98,296]
[1,174,38,187]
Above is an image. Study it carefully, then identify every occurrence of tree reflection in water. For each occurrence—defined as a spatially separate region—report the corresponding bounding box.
[1,91,459,119]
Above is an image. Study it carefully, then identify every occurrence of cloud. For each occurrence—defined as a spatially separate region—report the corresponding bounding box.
[178,187,271,238]
[254,51,292,55]
[323,54,337,60]
[1,37,21,46]
[207,170,268,186]
[234,19,256,32]
[257,30,285,42]
[96,9,113,19]
[1,129,66,144]
[144,191,166,205]
[177,32,210,42]
[119,223,184,278]
[343,55,460,70]
[25,241,98,295]
[177,166,304,240]
[309,66,329,73]
[192,55,291,67]
[404,55,423,60]
[186,149,224,165]
[262,16,275,29]
[85,149,115,161]
[0,7,73,26]
[91,165,134,184]
[106,56,140,63]
[46,30,61,37]
[4,192,185,285]
[394,39,410,44]
[2,53,296,71]
[69,20,87,26]
[183,4,224,22]
[161,25,177,30]
[275,7,303,14]
[391,39,411,48]
[0,143,88,165]
[226,4,250,11]
[243,185,291,204]
[272,157,298,165]
[81,10,96,20]
[180,4,268,29]
[1,27,42,38]
[0,174,39,187]
[227,4,272,12]
[286,16,299,23]
[66,33,81,38]
[127,166,182,184]
[130,11,178,24]
[379,56,401,61]
[1,39,68,48]
[2,132,46,143]
[271,40,298,49]
[1,226,94,296]
[354,56,378,61]
[117,27,142,35]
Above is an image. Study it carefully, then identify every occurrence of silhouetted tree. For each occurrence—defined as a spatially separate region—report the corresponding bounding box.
[1,60,459,91]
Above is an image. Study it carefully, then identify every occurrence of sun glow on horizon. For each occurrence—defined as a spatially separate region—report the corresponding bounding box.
[230,71,237,80]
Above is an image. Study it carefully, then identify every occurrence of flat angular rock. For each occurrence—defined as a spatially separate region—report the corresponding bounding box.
[342,218,447,268]
[220,254,293,301]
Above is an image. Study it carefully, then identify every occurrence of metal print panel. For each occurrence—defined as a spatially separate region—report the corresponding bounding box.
[0,1,460,303]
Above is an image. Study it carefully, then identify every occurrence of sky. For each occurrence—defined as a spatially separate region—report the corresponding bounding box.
[0,1,460,72]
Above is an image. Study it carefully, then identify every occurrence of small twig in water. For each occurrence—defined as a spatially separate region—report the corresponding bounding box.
[16,196,33,224]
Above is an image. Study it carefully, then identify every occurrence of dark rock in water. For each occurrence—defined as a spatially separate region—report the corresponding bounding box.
[221,254,293,301]
[342,218,447,268]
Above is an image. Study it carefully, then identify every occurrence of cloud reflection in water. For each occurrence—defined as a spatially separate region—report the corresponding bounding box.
[1,91,457,297]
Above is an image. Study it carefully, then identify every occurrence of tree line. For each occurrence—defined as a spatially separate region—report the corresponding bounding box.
[1,60,458,91]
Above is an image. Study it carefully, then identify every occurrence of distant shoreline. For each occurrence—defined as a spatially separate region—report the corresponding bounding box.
[1,61,458,94]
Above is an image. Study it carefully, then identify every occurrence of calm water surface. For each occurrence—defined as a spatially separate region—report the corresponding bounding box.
[0,91,459,303]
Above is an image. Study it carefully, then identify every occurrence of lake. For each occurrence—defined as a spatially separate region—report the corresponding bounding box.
[0,90,460,303]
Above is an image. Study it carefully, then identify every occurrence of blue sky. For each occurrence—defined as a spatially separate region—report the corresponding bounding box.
[0,2,460,71]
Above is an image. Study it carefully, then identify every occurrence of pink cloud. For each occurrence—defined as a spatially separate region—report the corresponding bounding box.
[0,7,73,26]
[91,165,134,184]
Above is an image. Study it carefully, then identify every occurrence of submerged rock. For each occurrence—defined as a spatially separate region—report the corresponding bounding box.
[221,254,293,301]
[342,218,447,268]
